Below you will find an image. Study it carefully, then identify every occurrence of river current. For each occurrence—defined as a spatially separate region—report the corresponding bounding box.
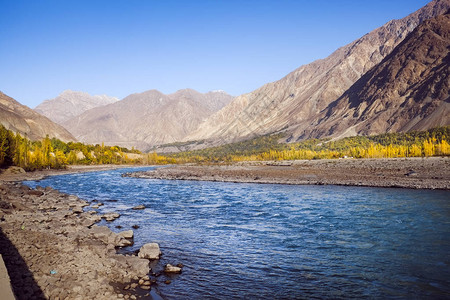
[24,167,450,299]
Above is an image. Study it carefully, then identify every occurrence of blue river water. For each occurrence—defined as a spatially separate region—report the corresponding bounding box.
[24,167,450,299]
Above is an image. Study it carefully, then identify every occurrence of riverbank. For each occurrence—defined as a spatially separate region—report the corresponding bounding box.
[125,157,450,190]
[0,164,136,182]
[0,166,163,299]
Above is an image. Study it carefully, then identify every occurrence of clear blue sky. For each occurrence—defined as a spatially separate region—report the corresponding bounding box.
[0,0,430,108]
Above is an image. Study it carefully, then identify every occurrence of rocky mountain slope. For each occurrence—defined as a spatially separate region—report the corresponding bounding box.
[35,90,118,124]
[0,92,76,142]
[303,12,450,139]
[63,89,233,150]
[185,0,450,145]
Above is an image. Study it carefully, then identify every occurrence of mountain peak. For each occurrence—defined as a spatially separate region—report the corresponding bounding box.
[35,90,119,124]
[62,89,233,150]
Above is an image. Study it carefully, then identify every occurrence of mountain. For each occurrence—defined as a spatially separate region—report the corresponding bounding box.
[62,89,233,150]
[185,0,450,145]
[303,12,450,139]
[0,91,76,142]
[35,90,119,124]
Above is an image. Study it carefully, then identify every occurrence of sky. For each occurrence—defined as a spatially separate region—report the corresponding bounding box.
[0,0,430,108]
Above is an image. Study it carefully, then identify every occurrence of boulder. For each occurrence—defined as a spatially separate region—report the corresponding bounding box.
[164,264,182,273]
[72,206,84,214]
[118,230,134,240]
[116,238,133,247]
[102,212,120,221]
[89,225,126,247]
[116,230,134,247]
[132,205,145,210]
[138,243,161,260]
[90,226,114,242]
[125,257,149,277]
[91,203,104,209]
[26,190,44,197]
[3,166,26,174]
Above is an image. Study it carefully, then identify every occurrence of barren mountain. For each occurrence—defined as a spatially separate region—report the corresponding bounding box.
[63,89,233,150]
[302,12,450,139]
[185,0,450,145]
[0,92,76,142]
[35,90,118,124]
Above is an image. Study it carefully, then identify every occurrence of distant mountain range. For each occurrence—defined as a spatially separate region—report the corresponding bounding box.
[61,89,233,150]
[2,0,448,151]
[35,90,119,124]
[0,92,75,142]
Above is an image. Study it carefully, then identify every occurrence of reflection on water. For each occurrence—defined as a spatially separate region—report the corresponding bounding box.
[25,167,450,299]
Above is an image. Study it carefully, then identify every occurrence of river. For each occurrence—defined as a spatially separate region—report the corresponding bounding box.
[24,167,450,299]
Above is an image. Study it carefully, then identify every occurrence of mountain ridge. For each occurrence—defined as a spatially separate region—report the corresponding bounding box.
[302,12,450,140]
[184,0,450,146]
[35,90,119,124]
[0,91,76,142]
[62,89,234,150]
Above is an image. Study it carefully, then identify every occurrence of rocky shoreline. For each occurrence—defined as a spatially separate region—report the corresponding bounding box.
[0,178,164,300]
[125,157,450,190]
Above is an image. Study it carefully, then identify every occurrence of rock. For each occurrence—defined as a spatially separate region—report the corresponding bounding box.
[132,225,140,229]
[72,206,84,213]
[138,243,161,260]
[115,230,134,247]
[132,205,145,210]
[89,225,119,245]
[164,264,182,273]
[141,280,151,286]
[83,215,102,227]
[125,257,149,277]
[102,212,120,221]
[3,166,26,174]
[68,195,79,201]
[91,203,104,209]
[116,238,133,247]
[118,230,134,239]
[26,190,44,196]
[405,170,418,177]
[79,200,90,207]
[141,286,151,290]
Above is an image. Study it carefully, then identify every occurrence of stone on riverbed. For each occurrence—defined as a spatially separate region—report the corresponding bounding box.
[118,230,134,239]
[116,230,134,247]
[91,202,104,209]
[101,212,120,221]
[138,243,161,260]
[164,264,182,273]
[132,205,145,210]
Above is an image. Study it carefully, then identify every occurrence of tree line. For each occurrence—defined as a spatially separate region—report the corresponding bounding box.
[164,126,450,163]
[1,125,449,170]
[0,125,144,170]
